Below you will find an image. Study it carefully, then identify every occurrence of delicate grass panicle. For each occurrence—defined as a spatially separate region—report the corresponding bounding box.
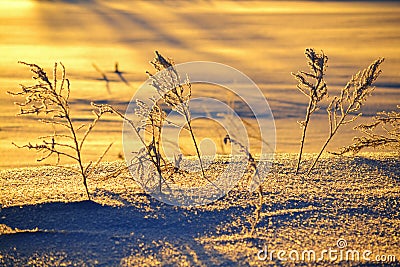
[334,105,400,155]
[292,48,328,174]
[149,51,209,184]
[307,57,385,174]
[224,135,263,236]
[95,51,210,192]
[133,98,167,191]
[8,62,113,200]
[92,99,167,192]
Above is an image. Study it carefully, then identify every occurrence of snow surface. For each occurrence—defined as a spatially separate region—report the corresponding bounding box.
[0,153,399,266]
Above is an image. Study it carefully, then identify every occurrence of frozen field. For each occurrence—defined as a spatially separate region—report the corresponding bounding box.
[0,153,399,266]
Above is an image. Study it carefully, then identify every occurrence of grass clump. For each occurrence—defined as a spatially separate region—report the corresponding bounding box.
[149,51,208,183]
[292,48,328,174]
[94,96,168,192]
[96,51,214,193]
[293,48,384,174]
[307,57,384,174]
[334,105,400,155]
[8,62,113,200]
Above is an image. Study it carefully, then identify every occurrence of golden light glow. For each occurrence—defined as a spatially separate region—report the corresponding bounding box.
[0,0,399,168]
[0,0,34,13]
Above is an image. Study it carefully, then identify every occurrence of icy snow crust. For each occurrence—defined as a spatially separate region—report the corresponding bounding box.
[0,153,399,266]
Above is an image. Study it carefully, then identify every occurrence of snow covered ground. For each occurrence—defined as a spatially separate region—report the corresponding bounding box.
[1,153,398,266]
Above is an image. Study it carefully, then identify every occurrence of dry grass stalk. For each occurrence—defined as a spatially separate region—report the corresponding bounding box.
[148,51,209,184]
[333,105,399,155]
[8,62,113,200]
[292,48,328,174]
[91,101,167,192]
[224,135,263,236]
[307,58,385,174]
[95,51,219,193]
